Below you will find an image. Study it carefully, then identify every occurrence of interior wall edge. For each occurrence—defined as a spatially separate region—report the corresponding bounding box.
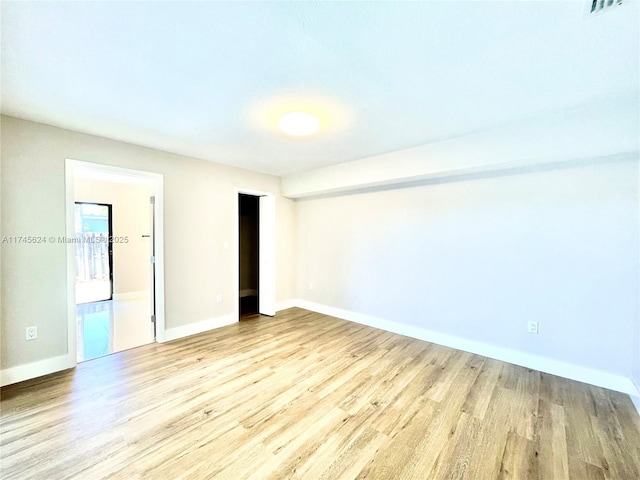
[284,150,638,199]
[282,91,639,198]
[294,151,639,201]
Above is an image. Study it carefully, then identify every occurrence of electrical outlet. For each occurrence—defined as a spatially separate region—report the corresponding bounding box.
[216,294,223,303]
[26,326,38,340]
[527,321,539,334]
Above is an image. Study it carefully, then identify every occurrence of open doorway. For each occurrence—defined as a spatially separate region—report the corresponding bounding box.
[74,202,113,304]
[239,194,259,318]
[235,188,276,320]
[66,159,165,367]
[74,174,153,362]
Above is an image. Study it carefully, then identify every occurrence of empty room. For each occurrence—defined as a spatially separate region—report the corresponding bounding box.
[1,1,639,479]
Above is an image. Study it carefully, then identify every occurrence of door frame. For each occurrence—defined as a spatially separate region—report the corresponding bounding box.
[65,159,166,367]
[74,201,114,303]
[234,188,276,319]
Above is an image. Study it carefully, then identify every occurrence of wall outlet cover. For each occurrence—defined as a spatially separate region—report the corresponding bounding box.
[26,326,38,340]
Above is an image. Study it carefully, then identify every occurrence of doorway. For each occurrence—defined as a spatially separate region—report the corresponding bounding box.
[66,159,166,367]
[74,175,154,362]
[239,194,259,317]
[74,202,113,304]
[235,188,276,320]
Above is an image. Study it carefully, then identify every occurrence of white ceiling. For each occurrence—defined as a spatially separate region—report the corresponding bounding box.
[2,1,638,176]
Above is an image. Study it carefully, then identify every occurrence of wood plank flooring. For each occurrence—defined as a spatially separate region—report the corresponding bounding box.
[1,308,639,479]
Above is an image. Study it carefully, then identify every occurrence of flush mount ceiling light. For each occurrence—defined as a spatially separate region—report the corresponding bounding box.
[250,96,351,137]
[279,112,319,136]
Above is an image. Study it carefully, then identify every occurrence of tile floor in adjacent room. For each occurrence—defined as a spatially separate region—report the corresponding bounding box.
[76,296,154,362]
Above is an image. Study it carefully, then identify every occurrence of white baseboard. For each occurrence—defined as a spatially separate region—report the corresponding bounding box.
[120,299,299,344]
[162,314,237,343]
[239,289,258,298]
[294,299,639,399]
[1,353,75,387]
[113,290,148,301]
[276,299,298,312]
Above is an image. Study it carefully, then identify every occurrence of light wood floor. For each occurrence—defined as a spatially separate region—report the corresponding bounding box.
[1,308,639,479]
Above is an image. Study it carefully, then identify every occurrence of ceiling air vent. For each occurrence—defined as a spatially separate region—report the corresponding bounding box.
[589,0,623,14]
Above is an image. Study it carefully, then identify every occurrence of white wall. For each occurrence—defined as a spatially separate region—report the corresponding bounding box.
[75,178,151,296]
[295,159,639,384]
[0,115,296,374]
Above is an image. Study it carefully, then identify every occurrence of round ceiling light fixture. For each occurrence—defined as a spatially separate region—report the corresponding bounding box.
[278,112,319,136]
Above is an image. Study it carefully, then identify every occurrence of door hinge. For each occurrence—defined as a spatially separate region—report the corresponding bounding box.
[150,196,155,204]
[150,255,156,264]
[151,314,156,323]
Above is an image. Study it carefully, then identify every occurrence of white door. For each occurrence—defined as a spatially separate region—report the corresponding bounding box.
[258,195,276,316]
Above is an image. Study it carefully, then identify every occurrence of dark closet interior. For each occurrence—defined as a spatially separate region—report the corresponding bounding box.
[239,194,259,318]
